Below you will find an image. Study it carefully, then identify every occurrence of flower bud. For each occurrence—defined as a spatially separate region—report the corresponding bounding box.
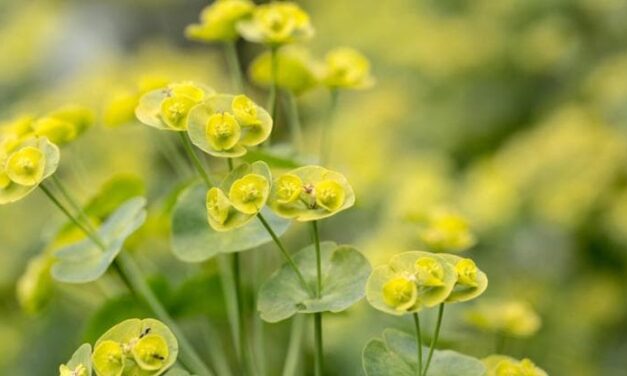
[382,276,417,311]
[231,95,259,125]
[131,333,169,371]
[415,256,445,287]
[229,173,270,215]
[206,187,231,226]
[205,112,241,151]
[6,146,45,186]
[455,258,478,287]
[314,179,346,212]
[92,340,125,376]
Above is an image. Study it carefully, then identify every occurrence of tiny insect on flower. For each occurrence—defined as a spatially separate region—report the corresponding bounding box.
[131,333,169,371]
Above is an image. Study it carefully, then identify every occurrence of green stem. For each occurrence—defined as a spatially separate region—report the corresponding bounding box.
[282,314,305,376]
[422,304,445,376]
[311,221,323,376]
[267,46,279,144]
[217,255,242,364]
[41,183,212,375]
[413,313,423,376]
[320,89,339,166]
[233,252,254,375]
[256,213,311,295]
[283,90,303,155]
[39,184,105,249]
[227,157,234,172]
[51,175,97,234]
[179,132,212,187]
[225,41,244,93]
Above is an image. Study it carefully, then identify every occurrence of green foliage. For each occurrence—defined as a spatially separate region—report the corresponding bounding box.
[59,343,92,376]
[171,181,289,262]
[362,329,487,376]
[257,241,371,323]
[51,198,147,283]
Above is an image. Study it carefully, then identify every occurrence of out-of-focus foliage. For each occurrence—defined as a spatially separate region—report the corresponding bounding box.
[1,0,627,375]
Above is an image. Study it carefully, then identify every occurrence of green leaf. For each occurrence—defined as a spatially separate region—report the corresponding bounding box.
[60,343,92,376]
[362,329,487,376]
[51,197,147,283]
[163,368,193,376]
[171,181,290,262]
[257,241,371,323]
[240,148,302,169]
[83,174,145,220]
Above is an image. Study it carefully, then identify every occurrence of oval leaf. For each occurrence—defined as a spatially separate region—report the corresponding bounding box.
[363,329,487,376]
[51,197,147,283]
[257,241,372,323]
[171,181,290,262]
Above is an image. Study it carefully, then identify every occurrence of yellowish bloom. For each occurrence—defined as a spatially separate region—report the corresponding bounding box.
[322,47,374,90]
[382,276,417,311]
[185,0,254,42]
[92,340,125,376]
[237,2,314,46]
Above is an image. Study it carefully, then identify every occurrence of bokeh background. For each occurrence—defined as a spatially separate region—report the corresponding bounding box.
[1,0,627,375]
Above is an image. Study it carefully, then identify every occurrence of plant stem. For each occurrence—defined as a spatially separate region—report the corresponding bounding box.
[233,252,254,375]
[311,221,323,376]
[256,213,311,295]
[51,175,97,234]
[39,184,105,249]
[422,304,445,376]
[179,132,212,187]
[225,41,244,93]
[267,46,279,144]
[320,89,339,166]
[413,313,423,376]
[40,183,213,375]
[283,90,303,155]
[227,157,234,172]
[282,314,305,376]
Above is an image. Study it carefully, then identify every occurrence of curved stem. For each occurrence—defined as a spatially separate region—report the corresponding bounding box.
[256,213,311,295]
[311,221,323,376]
[413,313,423,376]
[320,89,339,165]
[179,132,212,187]
[41,183,213,376]
[422,304,445,376]
[225,41,244,93]
[282,314,305,376]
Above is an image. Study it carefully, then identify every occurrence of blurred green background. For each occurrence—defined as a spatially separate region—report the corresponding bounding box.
[1,0,627,375]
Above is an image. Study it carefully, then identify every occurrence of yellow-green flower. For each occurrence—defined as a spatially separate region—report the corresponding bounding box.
[42,104,94,144]
[439,254,488,303]
[483,355,548,376]
[248,46,319,94]
[92,340,125,376]
[187,94,272,158]
[135,81,216,131]
[185,0,254,42]
[419,208,477,253]
[16,253,53,315]
[59,363,88,376]
[206,161,272,231]
[322,47,374,90]
[382,276,417,312]
[366,251,458,316]
[237,2,314,46]
[269,165,355,221]
[466,300,541,337]
[131,334,170,371]
[0,136,60,205]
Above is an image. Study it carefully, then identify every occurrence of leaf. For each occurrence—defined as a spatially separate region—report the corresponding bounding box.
[171,181,290,262]
[163,368,193,376]
[51,197,147,283]
[240,148,302,169]
[257,241,371,323]
[362,329,487,376]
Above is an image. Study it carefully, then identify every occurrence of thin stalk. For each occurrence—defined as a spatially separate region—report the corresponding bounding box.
[266,46,279,144]
[179,132,212,187]
[225,41,244,93]
[320,89,339,165]
[311,221,323,376]
[422,304,445,376]
[51,175,97,234]
[233,252,253,375]
[41,184,212,376]
[217,255,243,363]
[227,158,234,172]
[283,90,303,155]
[256,213,311,295]
[282,314,305,376]
[413,313,423,376]
[39,184,105,249]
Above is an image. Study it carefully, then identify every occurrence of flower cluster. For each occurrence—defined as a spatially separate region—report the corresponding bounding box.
[185,0,255,43]
[483,355,548,376]
[89,319,177,376]
[237,2,314,46]
[466,300,541,338]
[366,251,487,315]
[269,165,355,222]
